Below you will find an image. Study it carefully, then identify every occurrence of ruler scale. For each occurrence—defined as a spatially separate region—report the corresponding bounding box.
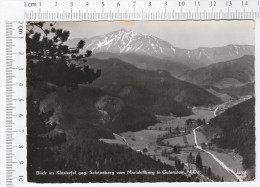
[22,0,260,20]
[3,21,27,187]
[0,0,260,187]
[5,22,14,187]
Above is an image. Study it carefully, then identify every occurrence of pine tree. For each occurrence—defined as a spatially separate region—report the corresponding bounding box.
[173,146,178,153]
[196,152,203,170]
[203,118,206,125]
[77,40,86,49]
[26,22,101,89]
[181,163,184,170]
[207,167,212,178]
[175,159,181,170]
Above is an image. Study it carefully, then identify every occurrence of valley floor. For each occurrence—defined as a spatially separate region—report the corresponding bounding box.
[100,99,250,182]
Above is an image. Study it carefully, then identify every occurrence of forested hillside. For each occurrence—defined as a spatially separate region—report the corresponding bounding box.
[205,98,255,179]
[74,57,221,109]
[221,83,254,97]
[29,86,202,183]
[92,52,191,77]
[179,55,254,89]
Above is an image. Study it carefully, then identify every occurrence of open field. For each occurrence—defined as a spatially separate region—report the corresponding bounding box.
[121,130,167,153]
[151,107,216,130]
[185,133,196,146]
[196,131,208,145]
[207,149,244,176]
[199,151,237,181]
[99,137,125,145]
[121,130,182,167]
[192,107,216,121]
[163,136,185,147]
[99,133,126,145]
[100,105,245,181]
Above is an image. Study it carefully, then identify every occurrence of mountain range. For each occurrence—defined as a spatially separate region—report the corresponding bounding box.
[178,55,254,99]
[67,29,254,101]
[67,29,254,69]
[72,57,221,115]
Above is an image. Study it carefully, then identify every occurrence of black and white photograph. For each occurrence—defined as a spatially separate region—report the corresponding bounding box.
[26,21,255,183]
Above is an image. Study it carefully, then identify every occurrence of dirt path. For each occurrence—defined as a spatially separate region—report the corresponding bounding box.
[193,126,242,182]
[214,105,220,117]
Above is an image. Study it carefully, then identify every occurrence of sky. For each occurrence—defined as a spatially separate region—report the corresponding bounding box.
[51,20,254,49]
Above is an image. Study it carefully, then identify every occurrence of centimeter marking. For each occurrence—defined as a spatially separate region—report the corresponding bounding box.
[24,0,260,20]
[5,21,26,187]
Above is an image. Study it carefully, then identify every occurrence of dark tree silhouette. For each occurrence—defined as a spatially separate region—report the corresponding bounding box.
[77,40,86,49]
[207,167,212,178]
[197,118,203,126]
[203,118,206,126]
[173,146,179,153]
[196,152,203,170]
[26,22,101,89]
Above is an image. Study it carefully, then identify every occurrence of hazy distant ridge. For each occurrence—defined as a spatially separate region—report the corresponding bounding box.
[67,29,254,69]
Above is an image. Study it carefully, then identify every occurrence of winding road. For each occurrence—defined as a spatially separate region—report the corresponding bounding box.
[193,106,243,182]
[214,105,220,117]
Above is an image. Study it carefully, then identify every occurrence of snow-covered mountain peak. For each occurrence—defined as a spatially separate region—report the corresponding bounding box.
[82,29,176,57]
